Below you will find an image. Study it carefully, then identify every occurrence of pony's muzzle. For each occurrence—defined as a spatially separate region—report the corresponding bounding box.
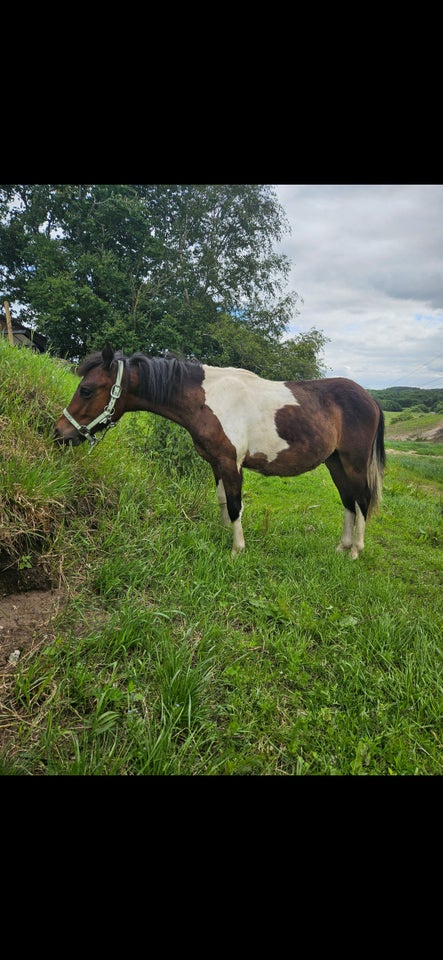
[54,421,86,446]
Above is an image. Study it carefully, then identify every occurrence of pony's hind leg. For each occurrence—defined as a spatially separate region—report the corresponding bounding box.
[336,504,365,559]
[336,507,355,553]
[325,452,369,560]
[351,503,366,559]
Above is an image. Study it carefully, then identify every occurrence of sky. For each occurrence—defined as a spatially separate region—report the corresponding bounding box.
[273,184,443,390]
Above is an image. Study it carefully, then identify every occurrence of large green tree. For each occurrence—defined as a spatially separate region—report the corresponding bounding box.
[0,184,327,377]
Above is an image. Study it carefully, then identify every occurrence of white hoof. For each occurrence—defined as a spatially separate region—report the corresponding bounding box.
[336,542,351,553]
[231,544,245,558]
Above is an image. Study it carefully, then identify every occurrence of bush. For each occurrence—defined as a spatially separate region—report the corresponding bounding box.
[391,411,414,423]
[147,417,200,478]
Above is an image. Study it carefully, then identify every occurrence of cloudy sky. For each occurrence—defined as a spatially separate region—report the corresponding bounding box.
[273,184,443,390]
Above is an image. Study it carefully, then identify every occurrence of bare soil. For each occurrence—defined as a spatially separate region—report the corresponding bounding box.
[0,578,64,673]
[387,419,443,443]
[0,578,64,758]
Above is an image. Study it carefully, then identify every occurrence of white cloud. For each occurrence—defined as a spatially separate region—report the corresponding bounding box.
[273,184,443,389]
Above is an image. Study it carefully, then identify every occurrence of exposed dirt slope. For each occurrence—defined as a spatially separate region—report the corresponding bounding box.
[386,417,443,443]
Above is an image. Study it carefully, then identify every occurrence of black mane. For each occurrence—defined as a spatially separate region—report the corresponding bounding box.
[77,350,204,406]
[129,353,204,405]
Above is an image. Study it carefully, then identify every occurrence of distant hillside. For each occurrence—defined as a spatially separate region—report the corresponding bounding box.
[384,410,443,442]
[368,386,443,413]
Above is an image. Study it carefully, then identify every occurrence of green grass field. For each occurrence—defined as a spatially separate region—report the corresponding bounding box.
[1,341,442,775]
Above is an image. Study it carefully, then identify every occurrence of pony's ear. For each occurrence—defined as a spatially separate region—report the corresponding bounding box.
[102,342,115,370]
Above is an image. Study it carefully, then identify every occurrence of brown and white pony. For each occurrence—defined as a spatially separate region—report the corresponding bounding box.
[54,343,385,559]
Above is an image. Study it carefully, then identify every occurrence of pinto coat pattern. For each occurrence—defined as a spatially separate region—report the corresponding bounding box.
[54,344,385,558]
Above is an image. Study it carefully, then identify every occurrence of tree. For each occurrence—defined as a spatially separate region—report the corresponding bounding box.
[0,184,164,357]
[203,314,329,380]
[0,184,326,379]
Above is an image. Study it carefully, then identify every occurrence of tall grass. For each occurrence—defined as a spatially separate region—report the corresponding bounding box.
[1,340,442,775]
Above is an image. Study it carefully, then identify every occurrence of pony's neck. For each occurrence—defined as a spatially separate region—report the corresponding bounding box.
[124,360,199,427]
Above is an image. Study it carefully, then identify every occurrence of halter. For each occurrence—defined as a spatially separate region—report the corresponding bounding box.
[62,359,124,451]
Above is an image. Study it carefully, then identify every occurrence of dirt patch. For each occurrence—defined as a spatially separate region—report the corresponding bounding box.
[386,417,443,443]
[0,585,63,672]
[0,584,65,760]
[386,448,443,458]
[424,422,443,442]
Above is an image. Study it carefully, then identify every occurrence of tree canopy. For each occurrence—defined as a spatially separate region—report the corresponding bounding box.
[0,184,328,379]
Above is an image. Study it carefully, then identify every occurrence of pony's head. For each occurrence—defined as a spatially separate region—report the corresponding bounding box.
[54,343,125,448]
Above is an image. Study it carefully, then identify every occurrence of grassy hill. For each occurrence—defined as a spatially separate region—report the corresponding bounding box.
[384,409,443,442]
[1,341,442,775]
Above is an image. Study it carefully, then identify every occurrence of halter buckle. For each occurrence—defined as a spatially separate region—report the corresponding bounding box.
[110,383,122,400]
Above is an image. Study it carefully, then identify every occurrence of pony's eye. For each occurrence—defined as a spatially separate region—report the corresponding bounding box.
[80,386,93,399]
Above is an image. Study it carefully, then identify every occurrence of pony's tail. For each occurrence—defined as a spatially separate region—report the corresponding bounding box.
[367,402,386,517]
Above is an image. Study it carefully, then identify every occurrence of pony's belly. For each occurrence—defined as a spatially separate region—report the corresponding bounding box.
[243,447,327,477]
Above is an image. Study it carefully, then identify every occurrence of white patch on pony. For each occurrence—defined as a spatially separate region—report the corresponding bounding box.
[216,478,231,527]
[351,503,365,559]
[202,366,299,467]
[231,513,245,556]
[336,508,355,552]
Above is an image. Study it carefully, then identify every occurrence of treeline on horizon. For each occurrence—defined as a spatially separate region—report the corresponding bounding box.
[369,386,443,413]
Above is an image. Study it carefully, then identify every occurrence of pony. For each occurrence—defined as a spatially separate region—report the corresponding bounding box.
[54,343,385,559]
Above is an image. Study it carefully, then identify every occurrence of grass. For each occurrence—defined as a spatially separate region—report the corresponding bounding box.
[0,339,442,775]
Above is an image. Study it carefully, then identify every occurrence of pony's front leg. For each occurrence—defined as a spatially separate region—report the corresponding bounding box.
[215,478,231,528]
[231,510,245,556]
[219,468,245,556]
